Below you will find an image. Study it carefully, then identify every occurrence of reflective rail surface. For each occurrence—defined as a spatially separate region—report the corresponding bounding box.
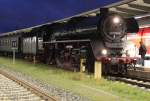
[0,70,58,101]
[107,76,150,91]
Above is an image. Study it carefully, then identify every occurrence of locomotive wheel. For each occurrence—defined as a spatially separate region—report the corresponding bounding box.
[55,57,63,68]
[131,63,136,70]
[126,63,136,70]
[118,64,127,75]
[55,54,79,71]
[102,63,109,75]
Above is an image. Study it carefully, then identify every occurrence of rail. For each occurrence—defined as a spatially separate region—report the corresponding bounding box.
[107,76,150,89]
[0,70,58,101]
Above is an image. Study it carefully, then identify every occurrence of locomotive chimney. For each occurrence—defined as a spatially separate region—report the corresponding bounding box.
[100,8,109,16]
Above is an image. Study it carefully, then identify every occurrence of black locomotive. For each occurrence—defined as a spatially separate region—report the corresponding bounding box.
[0,8,139,75]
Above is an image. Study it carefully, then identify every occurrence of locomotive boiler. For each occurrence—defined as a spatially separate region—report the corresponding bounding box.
[43,8,139,74]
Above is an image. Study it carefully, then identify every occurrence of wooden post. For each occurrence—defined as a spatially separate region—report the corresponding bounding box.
[94,61,102,79]
[33,56,36,64]
[80,58,85,72]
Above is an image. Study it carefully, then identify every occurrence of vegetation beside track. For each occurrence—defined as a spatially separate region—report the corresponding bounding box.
[0,57,150,101]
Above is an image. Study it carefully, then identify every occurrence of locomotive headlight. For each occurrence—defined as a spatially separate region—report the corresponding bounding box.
[113,17,120,24]
[101,49,107,55]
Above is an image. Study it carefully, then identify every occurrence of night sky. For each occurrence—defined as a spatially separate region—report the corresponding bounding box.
[0,0,122,33]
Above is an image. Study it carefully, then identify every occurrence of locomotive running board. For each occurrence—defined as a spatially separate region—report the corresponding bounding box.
[44,39,91,44]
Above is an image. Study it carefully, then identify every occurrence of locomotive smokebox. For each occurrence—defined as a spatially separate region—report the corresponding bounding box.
[99,13,126,42]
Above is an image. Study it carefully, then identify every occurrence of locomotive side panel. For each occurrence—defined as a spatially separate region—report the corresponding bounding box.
[23,36,37,55]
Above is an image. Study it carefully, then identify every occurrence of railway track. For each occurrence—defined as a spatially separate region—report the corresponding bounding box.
[0,70,58,101]
[107,76,150,90]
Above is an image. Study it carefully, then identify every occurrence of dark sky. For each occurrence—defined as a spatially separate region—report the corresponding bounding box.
[0,0,122,33]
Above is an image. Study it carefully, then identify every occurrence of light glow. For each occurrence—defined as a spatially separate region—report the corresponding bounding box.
[101,49,107,55]
[113,17,120,24]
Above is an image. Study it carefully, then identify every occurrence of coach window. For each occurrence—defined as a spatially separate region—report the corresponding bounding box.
[8,40,10,46]
[4,39,6,46]
[8,39,10,46]
[0,40,1,46]
[3,40,5,46]
[12,40,17,48]
[10,40,11,47]
[5,39,7,46]
[5,39,6,46]
[3,40,4,46]
[38,38,43,50]
[7,39,9,46]
[5,40,7,46]
[1,40,2,46]
[6,40,8,46]
[6,39,8,46]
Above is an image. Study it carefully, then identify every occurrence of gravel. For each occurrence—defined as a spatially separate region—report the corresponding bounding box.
[0,74,42,101]
[0,66,90,101]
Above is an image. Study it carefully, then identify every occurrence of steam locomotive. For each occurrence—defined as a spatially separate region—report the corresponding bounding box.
[0,8,139,75]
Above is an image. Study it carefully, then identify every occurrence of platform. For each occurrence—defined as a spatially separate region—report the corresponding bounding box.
[135,66,150,72]
[127,69,150,81]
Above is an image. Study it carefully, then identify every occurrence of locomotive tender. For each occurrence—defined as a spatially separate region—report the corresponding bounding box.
[0,8,139,75]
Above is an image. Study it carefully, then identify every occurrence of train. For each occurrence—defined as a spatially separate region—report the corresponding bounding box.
[0,8,139,75]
